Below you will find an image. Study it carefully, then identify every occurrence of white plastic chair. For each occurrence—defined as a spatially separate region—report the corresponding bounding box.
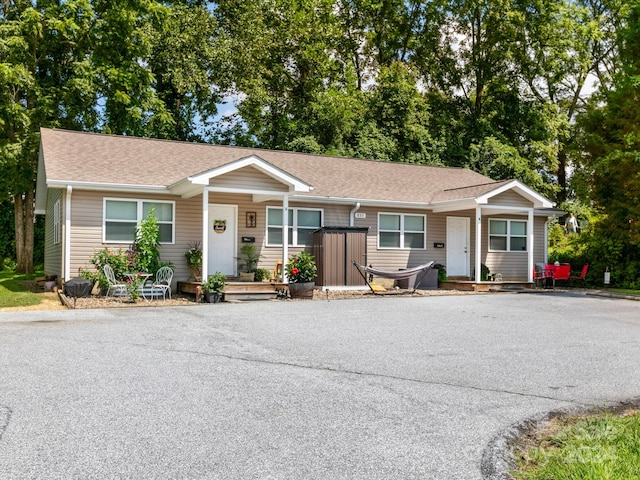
[103,264,127,297]
[152,266,173,300]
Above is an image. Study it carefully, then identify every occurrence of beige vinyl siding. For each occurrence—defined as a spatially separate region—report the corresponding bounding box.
[482,214,547,280]
[257,201,351,273]
[347,206,438,271]
[488,190,532,208]
[44,188,63,280]
[69,190,194,284]
[211,166,289,192]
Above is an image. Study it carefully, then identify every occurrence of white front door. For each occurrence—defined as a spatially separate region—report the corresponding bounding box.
[208,204,237,276]
[446,216,470,277]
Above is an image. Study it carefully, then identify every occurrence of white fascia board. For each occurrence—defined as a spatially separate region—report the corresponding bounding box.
[430,198,479,213]
[46,180,169,195]
[288,195,429,210]
[476,180,554,208]
[188,155,312,192]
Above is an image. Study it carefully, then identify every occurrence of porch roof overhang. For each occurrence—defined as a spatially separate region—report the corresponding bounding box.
[429,180,554,213]
[170,155,313,198]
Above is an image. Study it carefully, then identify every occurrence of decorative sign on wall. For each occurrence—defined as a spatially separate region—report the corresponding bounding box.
[433,242,445,248]
[246,211,257,228]
[213,219,227,234]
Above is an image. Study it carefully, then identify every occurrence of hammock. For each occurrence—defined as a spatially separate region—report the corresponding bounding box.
[352,261,435,294]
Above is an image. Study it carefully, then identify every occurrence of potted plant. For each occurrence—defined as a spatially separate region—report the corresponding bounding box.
[254,268,271,282]
[236,244,261,281]
[201,271,226,303]
[285,251,317,299]
[184,241,203,281]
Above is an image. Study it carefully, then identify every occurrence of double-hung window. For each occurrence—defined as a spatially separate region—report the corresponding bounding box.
[104,198,175,244]
[266,207,323,246]
[489,219,527,251]
[53,199,61,245]
[378,213,426,249]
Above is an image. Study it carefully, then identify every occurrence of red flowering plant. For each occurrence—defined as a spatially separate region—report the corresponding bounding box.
[285,251,317,284]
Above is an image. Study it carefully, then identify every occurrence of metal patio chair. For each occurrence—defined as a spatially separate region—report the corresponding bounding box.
[152,266,173,300]
[103,264,127,297]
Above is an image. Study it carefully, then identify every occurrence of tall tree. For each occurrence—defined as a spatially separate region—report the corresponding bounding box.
[580,0,640,282]
[0,0,176,273]
[512,0,623,202]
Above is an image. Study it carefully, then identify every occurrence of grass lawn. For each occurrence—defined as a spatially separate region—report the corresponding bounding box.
[0,270,46,309]
[513,410,640,479]
[608,288,640,297]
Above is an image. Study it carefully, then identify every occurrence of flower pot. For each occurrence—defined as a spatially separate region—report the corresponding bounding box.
[204,292,223,303]
[288,281,315,299]
[238,272,255,282]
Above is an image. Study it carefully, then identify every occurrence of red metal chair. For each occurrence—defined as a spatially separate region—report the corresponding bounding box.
[553,264,571,286]
[533,264,552,287]
[570,264,589,286]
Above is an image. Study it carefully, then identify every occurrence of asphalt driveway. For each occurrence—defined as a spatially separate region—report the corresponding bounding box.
[1,292,639,479]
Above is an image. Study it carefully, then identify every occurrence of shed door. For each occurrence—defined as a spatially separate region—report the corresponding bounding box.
[446,217,470,277]
[208,204,237,276]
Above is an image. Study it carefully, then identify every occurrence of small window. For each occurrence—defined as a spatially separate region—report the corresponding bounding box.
[489,219,527,252]
[53,200,61,245]
[266,207,323,246]
[378,213,426,249]
[104,198,175,244]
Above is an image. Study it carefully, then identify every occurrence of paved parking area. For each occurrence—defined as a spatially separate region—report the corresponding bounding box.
[1,292,639,479]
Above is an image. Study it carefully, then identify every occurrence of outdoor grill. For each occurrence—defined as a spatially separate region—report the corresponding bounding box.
[64,278,93,308]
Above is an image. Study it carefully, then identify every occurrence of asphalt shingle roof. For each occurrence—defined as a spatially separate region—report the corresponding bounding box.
[40,128,503,204]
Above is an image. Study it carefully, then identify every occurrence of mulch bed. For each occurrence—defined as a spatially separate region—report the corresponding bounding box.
[58,287,476,309]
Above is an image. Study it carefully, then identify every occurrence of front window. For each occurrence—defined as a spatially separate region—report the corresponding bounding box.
[489,219,527,252]
[378,213,426,249]
[104,198,175,243]
[266,207,323,246]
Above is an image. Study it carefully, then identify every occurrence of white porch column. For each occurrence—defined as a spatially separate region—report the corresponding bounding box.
[201,189,209,281]
[64,185,72,281]
[282,194,289,283]
[528,208,534,283]
[475,206,482,282]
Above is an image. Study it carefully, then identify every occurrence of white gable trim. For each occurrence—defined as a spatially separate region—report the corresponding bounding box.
[476,180,553,208]
[188,155,312,192]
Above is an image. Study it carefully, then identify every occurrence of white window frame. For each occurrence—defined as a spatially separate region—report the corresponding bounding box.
[377,212,426,250]
[53,199,61,245]
[488,219,527,252]
[103,198,175,244]
[266,206,323,247]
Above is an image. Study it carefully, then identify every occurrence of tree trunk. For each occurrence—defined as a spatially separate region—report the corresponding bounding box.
[14,190,35,274]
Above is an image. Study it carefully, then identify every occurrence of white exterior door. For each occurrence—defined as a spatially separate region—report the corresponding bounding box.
[446,216,470,277]
[208,204,237,276]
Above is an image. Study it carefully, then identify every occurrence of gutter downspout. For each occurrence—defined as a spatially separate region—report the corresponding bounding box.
[544,218,550,265]
[349,202,361,227]
[64,185,72,282]
[528,208,534,283]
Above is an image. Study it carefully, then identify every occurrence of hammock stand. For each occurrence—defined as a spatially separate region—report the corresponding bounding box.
[352,261,436,294]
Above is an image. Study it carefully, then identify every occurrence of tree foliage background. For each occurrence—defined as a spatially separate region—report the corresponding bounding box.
[1,0,638,286]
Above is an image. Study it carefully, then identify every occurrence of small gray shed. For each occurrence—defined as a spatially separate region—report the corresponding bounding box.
[312,227,368,287]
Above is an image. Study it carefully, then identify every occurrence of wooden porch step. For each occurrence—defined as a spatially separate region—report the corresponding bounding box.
[223,281,288,302]
[178,281,288,302]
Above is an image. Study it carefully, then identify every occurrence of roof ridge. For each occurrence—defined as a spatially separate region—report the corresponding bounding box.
[442,179,510,192]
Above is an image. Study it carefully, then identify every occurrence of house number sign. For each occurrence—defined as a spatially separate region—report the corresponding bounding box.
[213,219,227,234]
